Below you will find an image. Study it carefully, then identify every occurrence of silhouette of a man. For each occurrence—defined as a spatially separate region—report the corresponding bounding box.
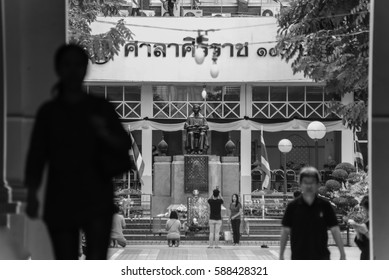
[25,44,131,260]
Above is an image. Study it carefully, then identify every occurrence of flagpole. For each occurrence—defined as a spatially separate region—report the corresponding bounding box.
[261,126,265,220]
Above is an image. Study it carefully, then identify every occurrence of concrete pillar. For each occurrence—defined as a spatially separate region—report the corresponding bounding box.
[141,84,153,118]
[371,0,389,259]
[1,0,65,259]
[240,128,251,196]
[152,156,172,216]
[221,156,240,203]
[208,155,221,196]
[341,129,354,164]
[245,84,253,118]
[141,128,152,195]
[340,92,354,164]
[171,155,185,204]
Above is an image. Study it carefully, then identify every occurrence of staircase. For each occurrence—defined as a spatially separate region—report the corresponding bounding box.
[123,217,283,242]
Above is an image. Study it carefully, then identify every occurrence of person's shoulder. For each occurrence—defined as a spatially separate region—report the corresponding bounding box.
[86,94,110,106]
[37,99,57,114]
[317,196,332,207]
[287,197,300,207]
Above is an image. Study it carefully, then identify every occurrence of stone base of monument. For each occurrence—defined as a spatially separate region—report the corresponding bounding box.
[152,155,240,218]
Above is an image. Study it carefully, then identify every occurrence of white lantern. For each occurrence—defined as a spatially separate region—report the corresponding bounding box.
[307,121,326,140]
[278,139,292,153]
[201,87,207,99]
[194,47,205,65]
[210,62,219,78]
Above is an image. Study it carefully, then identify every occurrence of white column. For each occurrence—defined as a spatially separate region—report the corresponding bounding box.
[341,92,354,164]
[245,84,253,118]
[141,128,152,195]
[341,129,354,164]
[239,85,246,118]
[141,84,153,118]
[140,85,153,195]
[240,128,251,196]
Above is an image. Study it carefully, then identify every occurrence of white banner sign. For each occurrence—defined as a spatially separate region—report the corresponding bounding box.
[86,17,310,83]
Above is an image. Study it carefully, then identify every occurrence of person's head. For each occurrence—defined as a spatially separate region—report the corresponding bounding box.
[169,211,178,219]
[360,195,369,215]
[54,44,89,88]
[213,189,220,198]
[192,104,200,114]
[299,166,321,196]
[152,145,157,152]
[293,190,302,198]
[113,204,120,214]
[232,194,239,206]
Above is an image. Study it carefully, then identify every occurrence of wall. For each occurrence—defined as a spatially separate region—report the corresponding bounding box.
[3,0,66,259]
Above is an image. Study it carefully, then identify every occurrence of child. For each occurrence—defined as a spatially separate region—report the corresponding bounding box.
[166,211,181,247]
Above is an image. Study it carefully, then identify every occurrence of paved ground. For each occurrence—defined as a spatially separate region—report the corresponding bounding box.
[107,243,361,260]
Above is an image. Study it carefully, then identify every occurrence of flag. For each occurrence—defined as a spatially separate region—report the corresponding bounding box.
[129,132,145,183]
[354,134,364,169]
[260,128,271,189]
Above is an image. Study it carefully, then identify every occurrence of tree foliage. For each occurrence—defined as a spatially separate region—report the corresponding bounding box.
[276,0,370,131]
[68,0,134,64]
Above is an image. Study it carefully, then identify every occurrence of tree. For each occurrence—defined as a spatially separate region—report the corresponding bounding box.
[68,0,134,64]
[275,0,370,131]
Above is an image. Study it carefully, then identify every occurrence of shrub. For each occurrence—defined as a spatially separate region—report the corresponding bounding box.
[333,195,358,209]
[335,162,356,174]
[318,186,328,196]
[331,169,349,182]
[346,210,366,224]
[347,172,362,184]
[325,179,342,192]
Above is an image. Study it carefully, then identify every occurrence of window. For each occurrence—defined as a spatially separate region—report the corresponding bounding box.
[85,84,141,119]
[152,85,241,119]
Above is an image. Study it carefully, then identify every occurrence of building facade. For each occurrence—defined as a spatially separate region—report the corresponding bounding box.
[86,17,354,197]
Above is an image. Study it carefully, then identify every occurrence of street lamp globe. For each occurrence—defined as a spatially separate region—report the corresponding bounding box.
[278,139,292,153]
[194,47,205,65]
[210,62,219,78]
[201,87,207,99]
[307,121,326,140]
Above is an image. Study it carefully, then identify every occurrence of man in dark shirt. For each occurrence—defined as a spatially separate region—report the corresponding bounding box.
[279,167,346,260]
[208,188,223,249]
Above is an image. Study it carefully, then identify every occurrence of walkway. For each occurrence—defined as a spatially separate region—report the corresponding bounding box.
[107,243,361,260]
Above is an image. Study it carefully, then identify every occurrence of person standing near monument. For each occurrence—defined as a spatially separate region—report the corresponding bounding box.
[184,104,209,154]
[208,188,223,249]
[279,167,346,260]
[230,194,243,246]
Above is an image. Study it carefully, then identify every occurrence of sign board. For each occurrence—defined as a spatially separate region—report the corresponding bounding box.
[86,17,309,83]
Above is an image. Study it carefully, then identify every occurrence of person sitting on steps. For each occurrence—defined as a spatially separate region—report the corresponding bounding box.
[166,211,181,247]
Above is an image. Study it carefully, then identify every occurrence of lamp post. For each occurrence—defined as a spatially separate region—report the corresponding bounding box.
[307,121,327,169]
[278,139,292,207]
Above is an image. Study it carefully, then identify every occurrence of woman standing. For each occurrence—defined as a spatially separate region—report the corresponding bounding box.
[208,188,224,249]
[230,194,243,246]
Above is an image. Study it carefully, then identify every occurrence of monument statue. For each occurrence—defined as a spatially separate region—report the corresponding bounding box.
[184,104,209,154]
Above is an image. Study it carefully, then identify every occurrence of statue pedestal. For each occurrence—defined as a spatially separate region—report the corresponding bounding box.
[171,155,221,206]
[152,156,172,216]
[221,156,240,201]
[152,155,239,217]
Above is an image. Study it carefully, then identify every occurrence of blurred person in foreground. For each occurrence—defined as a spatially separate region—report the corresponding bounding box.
[279,167,346,260]
[25,44,132,260]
